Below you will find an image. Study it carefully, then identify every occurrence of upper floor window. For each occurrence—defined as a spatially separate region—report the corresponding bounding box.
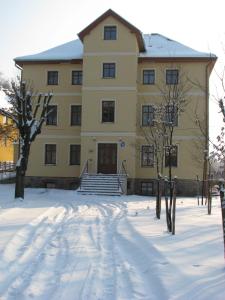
[141,145,154,167]
[45,144,56,165]
[72,71,82,85]
[143,70,155,85]
[104,26,117,40]
[46,105,57,126]
[70,144,81,165]
[102,101,115,123]
[165,104,178,126]
[166,69,179,85]
[71,105,81,126]
[142,105,155,126]
[165,145,178,167]
[47,71,58,85]
[103,63,116,78]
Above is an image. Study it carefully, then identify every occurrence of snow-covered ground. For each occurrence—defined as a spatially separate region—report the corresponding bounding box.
[0,184,224,300]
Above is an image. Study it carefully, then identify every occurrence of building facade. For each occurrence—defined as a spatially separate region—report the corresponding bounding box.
[0,114,16,163]
[15,9,216,195]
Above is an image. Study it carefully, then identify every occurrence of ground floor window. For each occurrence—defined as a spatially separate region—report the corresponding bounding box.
[45,144,56,165]
[165,145,178,167]
[141,182,153,195]
[141,145,154,167]
[70,144,81,165]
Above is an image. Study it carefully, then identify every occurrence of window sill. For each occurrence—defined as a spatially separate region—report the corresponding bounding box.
[102,77,116,79]
[141,165,154,168]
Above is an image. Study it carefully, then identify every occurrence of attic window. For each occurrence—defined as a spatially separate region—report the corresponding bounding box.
[104,26,117,40]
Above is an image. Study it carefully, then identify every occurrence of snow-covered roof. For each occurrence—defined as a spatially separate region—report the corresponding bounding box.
[141,34,216,58]
[14,33,216,63]
[15,39,83,62]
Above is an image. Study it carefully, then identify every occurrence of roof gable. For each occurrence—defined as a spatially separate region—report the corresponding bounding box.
[78,9,145,52]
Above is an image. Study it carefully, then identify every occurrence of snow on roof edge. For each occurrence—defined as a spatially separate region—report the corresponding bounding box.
[14,34,217,62]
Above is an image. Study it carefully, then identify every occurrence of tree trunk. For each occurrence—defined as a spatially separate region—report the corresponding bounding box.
[208,179,212,215]
[165,180,172,232]
[15,166,25,199]
[219,190,225,260]
[156,176,162,219]
[172,178,177,235]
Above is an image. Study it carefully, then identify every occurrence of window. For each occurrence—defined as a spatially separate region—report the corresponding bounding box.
[72,71,82,85]
[71,105,81,126]
[142,105,155,126]
[46,105,57,125]
[45,144,56,165]
[104,26,117,40]
[165,145,178,167]
[165,104,178,126]
[102,101,115,122]
[166,69,179,85]
[141,182,153,195]
[103,63,116,78]
[141,145,154,167]
[143,70,155,84]
[70,145,81,165]
[47,71,58,85]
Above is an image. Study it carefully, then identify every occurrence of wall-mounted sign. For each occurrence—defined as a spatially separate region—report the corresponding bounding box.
[120,141,125,148]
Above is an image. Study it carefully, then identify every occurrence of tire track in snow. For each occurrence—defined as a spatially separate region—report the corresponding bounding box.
[0,203,71,298]
[52,204,102,300]
[115,216,169,300]
[80,200,127,300]
[6,203,89,300]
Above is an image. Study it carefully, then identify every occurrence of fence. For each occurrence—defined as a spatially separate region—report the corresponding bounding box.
[0,161,16,181]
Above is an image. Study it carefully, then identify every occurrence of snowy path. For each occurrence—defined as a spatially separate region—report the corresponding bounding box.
[0,186,225,300]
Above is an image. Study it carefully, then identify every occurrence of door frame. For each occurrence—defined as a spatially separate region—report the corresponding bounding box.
[96,142,118,174]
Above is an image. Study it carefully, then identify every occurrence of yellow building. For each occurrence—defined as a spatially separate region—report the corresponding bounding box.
[14,9,216,195]
[0,114,16,162]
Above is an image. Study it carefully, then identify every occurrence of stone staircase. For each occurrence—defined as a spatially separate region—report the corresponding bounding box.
[78,173,127,196]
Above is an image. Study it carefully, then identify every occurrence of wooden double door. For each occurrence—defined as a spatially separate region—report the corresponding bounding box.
[97,143,117,174]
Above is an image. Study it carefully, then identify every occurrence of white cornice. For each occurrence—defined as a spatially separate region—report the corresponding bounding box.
[37,135,81,139]
[82,86,136,91]
[81,131,136,137]
[84,52,138,56]
[137,91,205,96]
[52,92,82,96]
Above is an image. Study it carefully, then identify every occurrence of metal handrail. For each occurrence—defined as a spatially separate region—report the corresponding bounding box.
[80,159,89,179]
[117,160,128,194]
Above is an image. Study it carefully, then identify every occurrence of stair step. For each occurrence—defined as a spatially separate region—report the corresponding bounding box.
[81,186,119,191]
[78,190,121,196]
[79,173,127,196]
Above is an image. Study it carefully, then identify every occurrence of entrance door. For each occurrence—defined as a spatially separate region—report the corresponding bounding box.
[98,143,117,174]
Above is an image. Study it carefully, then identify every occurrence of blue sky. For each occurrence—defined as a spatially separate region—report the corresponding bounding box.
[0,0,224,139]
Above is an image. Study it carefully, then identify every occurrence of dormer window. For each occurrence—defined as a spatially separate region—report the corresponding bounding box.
[104,26,117,40]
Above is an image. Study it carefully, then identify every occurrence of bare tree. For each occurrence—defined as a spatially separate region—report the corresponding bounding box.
[0,72,10,91]
[0,81,53,199]
[141,103,166,219]
[158,69,191,232]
